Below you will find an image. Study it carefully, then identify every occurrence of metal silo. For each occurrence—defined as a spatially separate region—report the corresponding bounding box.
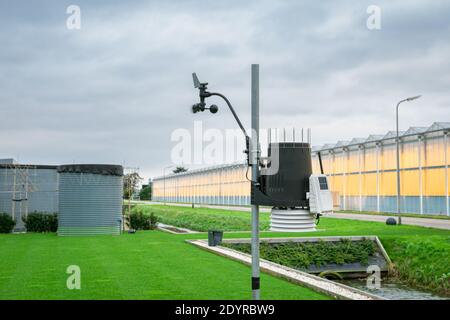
[57,164,123,236]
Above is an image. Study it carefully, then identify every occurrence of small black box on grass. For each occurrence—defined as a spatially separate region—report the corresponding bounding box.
[208,230,223,246]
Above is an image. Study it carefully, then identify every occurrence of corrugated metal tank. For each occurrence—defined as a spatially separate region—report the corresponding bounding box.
[57,164,123,236]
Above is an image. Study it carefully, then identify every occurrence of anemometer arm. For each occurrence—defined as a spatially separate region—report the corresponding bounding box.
[192,73,251,164]
[208,92,251,165]
[209,92,249,141]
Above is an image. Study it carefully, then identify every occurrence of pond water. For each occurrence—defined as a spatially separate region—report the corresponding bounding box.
[338,278,448,300]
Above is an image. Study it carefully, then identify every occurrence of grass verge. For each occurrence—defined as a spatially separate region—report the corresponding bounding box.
[132,204,271,231]
[0,231,328,300]
[138,204,450,296]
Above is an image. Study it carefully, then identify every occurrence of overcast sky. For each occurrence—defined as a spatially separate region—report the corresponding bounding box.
[1,0,449,180]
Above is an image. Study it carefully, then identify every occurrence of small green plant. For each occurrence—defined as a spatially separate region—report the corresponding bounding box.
[149,213,158,230]
[126,210,158,231]
[22,212,58,233]
[0,213,15,233]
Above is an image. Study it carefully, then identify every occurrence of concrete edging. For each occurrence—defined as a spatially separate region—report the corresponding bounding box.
[156,222,200,234]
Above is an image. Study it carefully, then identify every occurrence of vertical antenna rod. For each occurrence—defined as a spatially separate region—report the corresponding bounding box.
[318,151,324,174]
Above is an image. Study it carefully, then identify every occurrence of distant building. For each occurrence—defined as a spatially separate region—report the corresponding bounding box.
[311,122,450,215]
[152,122,450,216]
[0,160,58,230]
[152,162,249,206]
[0,158,17,164]
[0,159,126,233]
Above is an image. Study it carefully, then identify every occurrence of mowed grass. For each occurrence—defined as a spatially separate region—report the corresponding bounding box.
[0,231,329,300]
[139,204,450,295]
[133,204,271,231]
[1,204,448,299]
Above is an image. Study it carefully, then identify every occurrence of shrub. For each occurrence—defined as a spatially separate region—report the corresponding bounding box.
[126,210,158,231]
[22,212,58,233]
[123,204,136,215]
[223,239,377,269]
[0,213,15,233]
[139,185,152,200]
[149,213,158,229]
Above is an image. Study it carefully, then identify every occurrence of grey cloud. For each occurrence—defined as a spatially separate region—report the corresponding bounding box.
[0,0,449,179]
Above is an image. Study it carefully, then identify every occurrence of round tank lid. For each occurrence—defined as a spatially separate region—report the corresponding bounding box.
[57,164,124,176]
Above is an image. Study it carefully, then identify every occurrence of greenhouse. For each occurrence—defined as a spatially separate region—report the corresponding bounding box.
[152,122,450,216]
[153,163,249,206]
[312,122,449,215]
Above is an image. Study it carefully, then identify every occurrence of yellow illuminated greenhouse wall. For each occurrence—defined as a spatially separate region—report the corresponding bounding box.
[312,123,449,216]
[152,164,250,205]
[152,122,449,216]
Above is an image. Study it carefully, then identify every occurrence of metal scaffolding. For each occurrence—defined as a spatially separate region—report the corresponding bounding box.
[0,164,37,228]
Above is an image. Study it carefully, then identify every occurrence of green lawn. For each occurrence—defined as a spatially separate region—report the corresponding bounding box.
[137,204,450,296]
[0,231,328,300]
[132,204,271,231]
[1,204,449,299]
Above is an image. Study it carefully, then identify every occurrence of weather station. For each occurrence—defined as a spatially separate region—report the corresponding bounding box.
[190,65,333,299]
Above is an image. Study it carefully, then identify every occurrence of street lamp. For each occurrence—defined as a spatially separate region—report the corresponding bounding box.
[396,95,421,225]
[163,165,174,206]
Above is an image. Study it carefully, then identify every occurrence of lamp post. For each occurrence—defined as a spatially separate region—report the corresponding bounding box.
[163,165,174,206]
[396,95,421,225]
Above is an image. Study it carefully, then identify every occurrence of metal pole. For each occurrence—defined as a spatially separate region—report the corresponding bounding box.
[396,102,402,225]
[12,166,17,222]
[343,148,347,211]
[251,64,260,300]
[418,136,423,214]
[445,132,449,216]
[359,146,363,212]
[376,143,380,213]
[395,95,421,223]
[163,168,166,205]
[163,165,174,205]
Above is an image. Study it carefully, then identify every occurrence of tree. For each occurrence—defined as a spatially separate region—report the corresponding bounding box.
[139,185,152,201]
[123,172,143,232]
[123,172,143,200]
[173,166,188,174]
